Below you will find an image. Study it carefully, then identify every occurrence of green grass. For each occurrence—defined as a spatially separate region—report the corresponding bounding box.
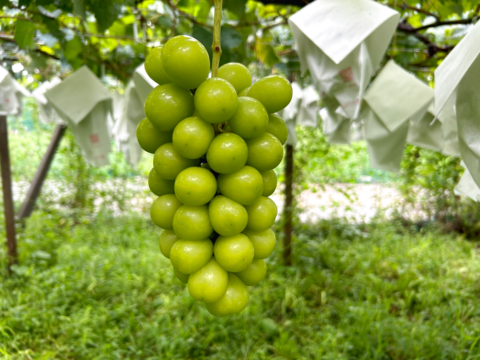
[1,213,480,359]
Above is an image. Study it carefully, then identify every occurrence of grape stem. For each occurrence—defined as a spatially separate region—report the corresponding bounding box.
[211,0,223,77]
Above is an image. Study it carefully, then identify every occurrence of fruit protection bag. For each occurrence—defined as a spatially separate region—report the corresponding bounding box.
[363,60,434,172]
[406,103,443,153]
[280,82,319,146]
[288,0,399,120]
[0,65,30,116]
[321,95,350,144]
[113,63,156,167]
[436,21,480,189]
[455,162,480,202]
[45,66,113,167]
[32,77,63,124]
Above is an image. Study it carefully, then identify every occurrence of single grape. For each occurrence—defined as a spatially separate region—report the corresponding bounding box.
[266,113,288,145]
[172,205,213,241]
[217,166,263,205]
[243,228,276,259]
[136,118,172,153]
[188,258,228,303]
[209,195,248,236]
[150,194,183,230]
[194,78,238,124]
[228,97,269,139]
[236,259,267,286]
[159,230,179,258]
[148,168,175,196]
[213,234,254,272]
[174,167,217,206]
[217,63,252,94]
[162,35,210,89]
[239,86,251,97]
[144,84,194,131]
[144,46,171,85]
[205,273,249,317]
[153,143,198,180]
[170,239,213,274]
[247,75,293,113]
[261,170,277,197]
[245,196,277,232]
[173,117,215,159]
[206,133,248,174]
[173,266,189,283]
[246,133,283,172]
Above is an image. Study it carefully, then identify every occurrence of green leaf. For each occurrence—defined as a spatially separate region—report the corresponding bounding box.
[14,20,36,49]
[64,36,83,69]
[256,32,280,67]
[224,0,246,18]
[221,26,243,50]
[88,0,121,33]
[74,0,86,19]
[157,16,173,30]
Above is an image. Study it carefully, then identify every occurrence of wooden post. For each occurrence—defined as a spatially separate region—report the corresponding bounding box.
[283,143,293,266]
[0,115,18,268]
[17,124,67,220]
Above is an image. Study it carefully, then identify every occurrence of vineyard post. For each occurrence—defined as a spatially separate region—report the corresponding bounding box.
[0,115,18,270]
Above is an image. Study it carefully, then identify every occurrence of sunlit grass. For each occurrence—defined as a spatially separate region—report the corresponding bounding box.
[1,212,480,359]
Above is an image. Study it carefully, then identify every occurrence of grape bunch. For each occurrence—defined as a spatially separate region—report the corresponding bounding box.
[136,35,292,317]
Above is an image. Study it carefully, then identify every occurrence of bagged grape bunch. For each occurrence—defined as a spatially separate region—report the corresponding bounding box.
[136,35,292,317]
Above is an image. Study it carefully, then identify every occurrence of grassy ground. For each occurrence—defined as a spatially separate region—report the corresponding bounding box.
[1,212,480,359]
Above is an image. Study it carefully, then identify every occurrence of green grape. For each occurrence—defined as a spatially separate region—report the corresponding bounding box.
[148,168,175,196]
[228,97,269,139]
[236,259,267,286]
[217,63,252,94]
[213,234,254,272]
[243,228,276,259]
[136,118,172,153]
[246,133,283,172]
[209,195,248,236]
[150,194,183,230]
[194,78,238,124]
[172,205,213,241]
[266,114,288,145]
[173,266,189,283]
[247,75,293,113]
[188,258,228,303]
[170,239,213,274]
[217,166,263,205]
[159,230,179,258]
[206,133,248,174]
[172,117,215,159]
[144,46,171,85]
[239,86,251,97]
[162,35,210,89]
[153,143,198,180]
[174,167,217,206]
[245,196,277,232]
[261,170,277,197]
[205,273,249,317]
[144,84,194,131]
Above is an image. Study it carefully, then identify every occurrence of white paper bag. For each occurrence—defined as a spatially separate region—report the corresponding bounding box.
[296,85,319,127]
[321,95,350,144]
[133,63,157,103]
[0,66,31,116]
[288,0,399,119]
[45,66,113,167]
[113,81,145,167]
[32,77,63,124]
[435,21,480,187]
[363,60,434,172]
[407,103,443,152]
[454,166,480,202]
